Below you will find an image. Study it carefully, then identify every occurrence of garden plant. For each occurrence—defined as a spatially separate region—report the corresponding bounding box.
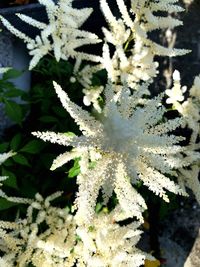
[0,0,199,266]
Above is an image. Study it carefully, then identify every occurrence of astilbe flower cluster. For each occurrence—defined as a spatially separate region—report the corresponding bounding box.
[100,0,189,87]
[0,0,200,266]
[166,72,200,204]
[0,0,101,70]
[0,187,149,267]
[33,80,196,224]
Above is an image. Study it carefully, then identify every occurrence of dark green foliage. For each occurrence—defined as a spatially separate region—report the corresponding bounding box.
[0,68,29,125]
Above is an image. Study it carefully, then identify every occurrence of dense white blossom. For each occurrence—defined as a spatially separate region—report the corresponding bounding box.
[0,0,101,69]
[100,0,189,87]
[171,73,200,141]
[0,192,150,267]
[75,210,152,267]
[170,74,200,204]
[0,192,77,267]
[32,81,199,224]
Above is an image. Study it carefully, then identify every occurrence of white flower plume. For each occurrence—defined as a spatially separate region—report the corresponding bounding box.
[0,192,76,266]
[0,193,151,267]
[170,74,200,205]
[32,81,197,224]
[75,210,152,267]
[0,0,101,69]
[100,0,190,86]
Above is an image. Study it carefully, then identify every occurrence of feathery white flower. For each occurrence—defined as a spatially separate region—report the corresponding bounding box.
[171,74,200,204]
[75,210,151,267]
[100,0,189,86]
[0,192,151,267]
[32,82,196,224]
[166,73,200,205]
[0,192,78,267]
[0,0,101,69]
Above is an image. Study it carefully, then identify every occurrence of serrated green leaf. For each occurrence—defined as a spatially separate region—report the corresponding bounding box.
[4,100,23,124]
[13,154,30,166]
[10,134,22,150]
[3,69,22,80]
[1,168,18,189]
[20,140,45,154]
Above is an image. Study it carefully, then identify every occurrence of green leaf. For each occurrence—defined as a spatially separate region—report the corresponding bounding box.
[20,140,45,154]
[10,134,22,150]
[4,100,23,124]
[1,168,18,189]
[68,158,80,178]
[13,154,30,166]
[0,198,18,211]
[3,69,22,80]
